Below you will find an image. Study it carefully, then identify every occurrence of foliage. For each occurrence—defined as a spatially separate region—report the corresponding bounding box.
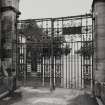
[76,41,93,58]
[18,20,72,72]
[19,20,43,45]
[18,20,71,57]
[42,36,71,57]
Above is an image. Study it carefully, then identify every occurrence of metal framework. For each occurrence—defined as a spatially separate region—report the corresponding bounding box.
[17,13,93,90]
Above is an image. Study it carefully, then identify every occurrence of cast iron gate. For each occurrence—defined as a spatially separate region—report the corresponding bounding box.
[17,13,93,89]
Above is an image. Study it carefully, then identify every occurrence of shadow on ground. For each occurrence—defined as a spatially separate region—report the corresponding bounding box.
[0,92,22,105]
[67,94,98,105]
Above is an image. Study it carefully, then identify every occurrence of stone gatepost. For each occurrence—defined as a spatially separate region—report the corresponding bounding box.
[0,0,1,66]
[92,0,105,98]
[1,0,20,76]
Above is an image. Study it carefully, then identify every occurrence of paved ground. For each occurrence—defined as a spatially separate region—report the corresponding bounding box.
[0,87,98,105]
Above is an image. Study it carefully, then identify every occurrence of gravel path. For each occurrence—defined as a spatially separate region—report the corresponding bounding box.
[0,87,98,105]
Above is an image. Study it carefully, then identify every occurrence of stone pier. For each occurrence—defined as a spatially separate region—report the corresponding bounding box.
[1,0,20,75]
[0,0,20,97]
[92,0,105,102]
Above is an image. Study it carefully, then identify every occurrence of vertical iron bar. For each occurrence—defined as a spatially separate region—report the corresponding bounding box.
[55,56,56,86]
[61,18,64,87]
[66,44,67,88]
[85,13,88,89]
[50,18,55,91]
[74,41,76,88]
[42,57,45,86]
[68,35,70,88]
[16,19,18,81]
[81,15,83,89]
[71,38,73,88]
[92,12,95,95]
[77,41,79,88]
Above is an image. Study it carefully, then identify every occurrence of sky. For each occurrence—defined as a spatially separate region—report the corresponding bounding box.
[19,0,93,19]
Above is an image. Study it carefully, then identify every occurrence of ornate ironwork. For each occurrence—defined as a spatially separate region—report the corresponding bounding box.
[17,14,93,89]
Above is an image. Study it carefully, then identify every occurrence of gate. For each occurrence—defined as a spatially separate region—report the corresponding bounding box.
[17,14,93,89]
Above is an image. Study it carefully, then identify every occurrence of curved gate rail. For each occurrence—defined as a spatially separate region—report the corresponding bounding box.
[17,13,93,90]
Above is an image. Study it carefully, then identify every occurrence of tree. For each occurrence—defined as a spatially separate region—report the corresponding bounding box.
[18,20,71,72]
[75,41,93,59]
[19,20,43,72]
[42,36,71,57]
